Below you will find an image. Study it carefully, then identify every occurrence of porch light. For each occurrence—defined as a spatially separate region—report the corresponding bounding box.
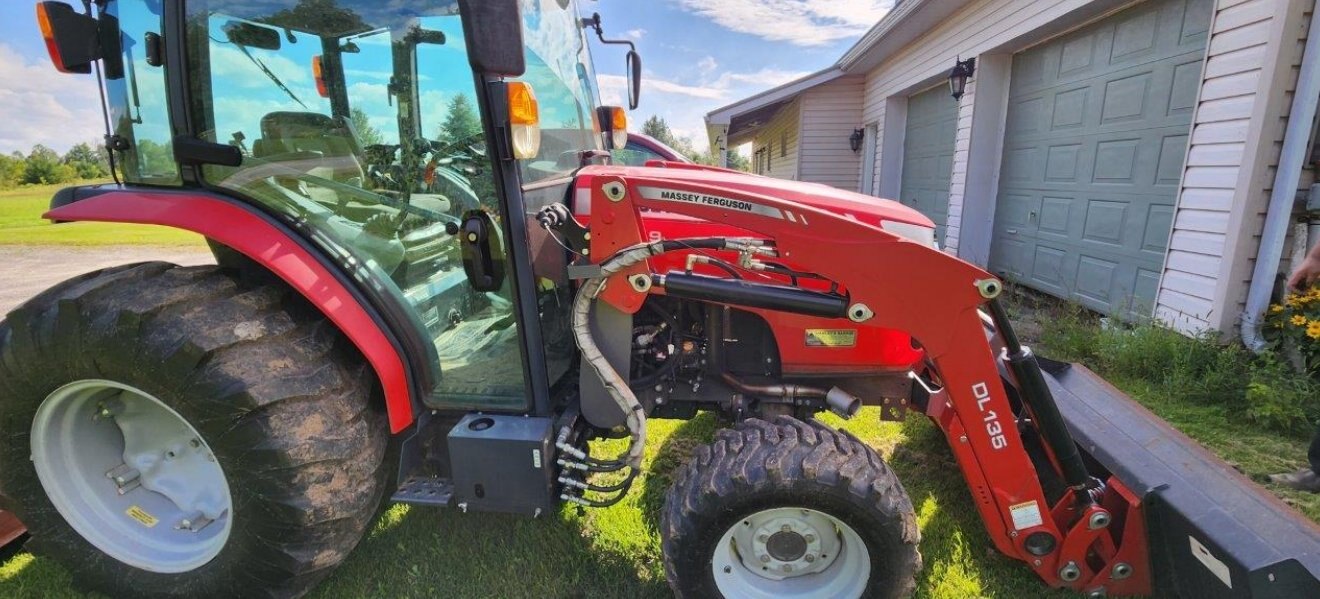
[948,57,975,101]
[849,128,864,153]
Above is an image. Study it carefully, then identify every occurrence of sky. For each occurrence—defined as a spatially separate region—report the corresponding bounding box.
[0,0,892,155]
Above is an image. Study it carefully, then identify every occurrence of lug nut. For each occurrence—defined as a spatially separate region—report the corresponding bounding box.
[781,524,792,533]
[759,554,771,563]
[757,534,768,543]
[804,554,816,563]
[803,533,815,543]
[782,564,792,573]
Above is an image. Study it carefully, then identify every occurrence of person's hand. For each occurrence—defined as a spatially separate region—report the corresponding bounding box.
[1290,252,1320,290]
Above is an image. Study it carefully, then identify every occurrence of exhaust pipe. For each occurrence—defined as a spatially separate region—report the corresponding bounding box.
[825,387,862,418]
[719,373,861,418]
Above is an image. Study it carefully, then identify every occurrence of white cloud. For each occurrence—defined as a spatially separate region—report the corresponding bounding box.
[675,0,890,46]
[625,28,647,40]
[0,45,104,153]
[599,74,724,101]
[714,68,812,89]
[697,56,718,75]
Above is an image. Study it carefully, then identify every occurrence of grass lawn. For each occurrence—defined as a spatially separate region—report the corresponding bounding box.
[0,183,205,246]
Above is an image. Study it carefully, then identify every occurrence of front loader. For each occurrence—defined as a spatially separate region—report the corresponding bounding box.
[5,0,1320,597]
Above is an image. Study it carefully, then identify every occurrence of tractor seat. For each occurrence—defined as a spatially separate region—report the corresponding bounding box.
[252,111,366,186]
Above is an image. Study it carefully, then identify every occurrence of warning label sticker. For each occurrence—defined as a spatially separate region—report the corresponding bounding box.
[638,186,785,220]
[805,329,857,347]
[125,505,158,528]
[1009,500,1044,530]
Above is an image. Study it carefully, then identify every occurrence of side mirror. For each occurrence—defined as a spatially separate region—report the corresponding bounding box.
[626,50,642,110]
[457,0,525,76]
[36,2,101,74]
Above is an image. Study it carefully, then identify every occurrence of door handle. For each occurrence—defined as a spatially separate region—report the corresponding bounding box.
[1007,228,1019,235]
[460,210,506,292]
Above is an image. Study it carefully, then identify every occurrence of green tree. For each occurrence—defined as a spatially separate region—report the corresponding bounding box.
[350,107,384,147]
[23,144,76,185]
[64,142,109,180]
[436,94,493,204]
[438,94,481,144]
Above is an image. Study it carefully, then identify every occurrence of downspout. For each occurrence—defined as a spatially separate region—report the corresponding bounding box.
[1241,6,1320,352]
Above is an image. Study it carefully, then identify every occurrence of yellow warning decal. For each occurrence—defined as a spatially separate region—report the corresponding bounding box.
[125,505,158,528]
[805,329,857,347]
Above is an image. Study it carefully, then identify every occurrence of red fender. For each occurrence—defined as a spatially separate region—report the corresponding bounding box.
[45,191,416,433]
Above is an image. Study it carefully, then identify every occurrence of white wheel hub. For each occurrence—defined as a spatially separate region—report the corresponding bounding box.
[30,380,232,573]
[713,507,871,598]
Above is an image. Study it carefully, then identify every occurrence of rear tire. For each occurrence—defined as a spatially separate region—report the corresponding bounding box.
[0,263,387,598]
[661,416,921,598]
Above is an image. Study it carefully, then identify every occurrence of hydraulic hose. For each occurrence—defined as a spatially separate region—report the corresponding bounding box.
[571,238,731,468]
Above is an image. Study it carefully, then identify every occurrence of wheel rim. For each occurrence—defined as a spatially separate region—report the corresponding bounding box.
[713,507,871,599]
[30,379,233,573]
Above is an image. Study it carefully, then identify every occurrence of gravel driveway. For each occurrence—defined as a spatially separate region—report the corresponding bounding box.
[0,246,214,315]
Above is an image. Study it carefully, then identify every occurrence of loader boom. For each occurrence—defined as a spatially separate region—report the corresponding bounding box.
[573,163,1144,593]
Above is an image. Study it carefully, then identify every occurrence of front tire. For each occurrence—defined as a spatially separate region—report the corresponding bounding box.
[0,263,387,598]
[661,416,921,598]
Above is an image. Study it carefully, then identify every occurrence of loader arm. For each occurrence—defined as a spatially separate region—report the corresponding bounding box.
[574,165,1135,593]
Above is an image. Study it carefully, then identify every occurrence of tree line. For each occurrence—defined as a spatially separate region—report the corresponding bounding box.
[0,143,112,189]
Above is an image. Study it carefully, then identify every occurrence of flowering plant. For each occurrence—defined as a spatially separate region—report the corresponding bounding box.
[1266,284,1320,375]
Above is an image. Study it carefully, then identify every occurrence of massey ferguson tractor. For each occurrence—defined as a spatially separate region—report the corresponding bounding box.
[8,0,1320,597]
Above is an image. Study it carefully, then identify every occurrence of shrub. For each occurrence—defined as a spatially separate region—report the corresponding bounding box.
[1244,353,1320,432]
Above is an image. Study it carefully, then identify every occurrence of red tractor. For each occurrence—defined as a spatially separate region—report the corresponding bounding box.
[7,1,1320,597]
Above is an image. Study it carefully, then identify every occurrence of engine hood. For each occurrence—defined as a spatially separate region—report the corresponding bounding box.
[579,162,935,230]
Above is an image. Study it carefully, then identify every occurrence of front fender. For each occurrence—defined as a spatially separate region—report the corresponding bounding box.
[45,190,417,433]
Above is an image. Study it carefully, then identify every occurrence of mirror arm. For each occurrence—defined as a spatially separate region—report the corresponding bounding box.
[582,12,635,52]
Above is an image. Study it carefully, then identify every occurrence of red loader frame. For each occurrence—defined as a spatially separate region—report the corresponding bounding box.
[578,164,1150,595]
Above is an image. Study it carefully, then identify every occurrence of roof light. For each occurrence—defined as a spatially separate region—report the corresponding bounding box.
[507,81,541,160]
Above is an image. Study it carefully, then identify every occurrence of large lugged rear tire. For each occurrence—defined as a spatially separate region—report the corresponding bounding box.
[0,263,388,598]
[662,416,921,599]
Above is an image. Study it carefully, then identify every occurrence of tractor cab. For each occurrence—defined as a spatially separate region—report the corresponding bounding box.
[83,0,636,413]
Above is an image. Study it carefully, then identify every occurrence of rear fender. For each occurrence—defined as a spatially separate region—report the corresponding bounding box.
[45,190,417,433]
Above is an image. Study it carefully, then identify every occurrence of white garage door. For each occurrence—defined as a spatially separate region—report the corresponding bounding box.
[989,0,1211,317]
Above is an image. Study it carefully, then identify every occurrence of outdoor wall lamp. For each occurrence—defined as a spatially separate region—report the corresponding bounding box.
[849,128,865,153]
[948,56,976,101]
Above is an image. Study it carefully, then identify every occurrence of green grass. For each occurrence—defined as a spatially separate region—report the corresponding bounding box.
[0,183,205,246]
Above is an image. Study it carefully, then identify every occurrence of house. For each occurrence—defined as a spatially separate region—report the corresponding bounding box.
[707,0,1319,337]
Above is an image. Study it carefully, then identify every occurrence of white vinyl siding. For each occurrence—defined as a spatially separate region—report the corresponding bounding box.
[798,77,866,190]
[750,101,801,180]
[1154,0,1309,334]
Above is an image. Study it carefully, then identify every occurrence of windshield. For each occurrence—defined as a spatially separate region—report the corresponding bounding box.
[175,0,597,408]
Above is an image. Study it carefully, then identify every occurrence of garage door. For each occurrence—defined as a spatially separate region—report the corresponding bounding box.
[989,0,1210,317]
[900,85,958,243]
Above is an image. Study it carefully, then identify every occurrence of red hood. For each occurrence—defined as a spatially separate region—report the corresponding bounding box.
[581,162,934,229]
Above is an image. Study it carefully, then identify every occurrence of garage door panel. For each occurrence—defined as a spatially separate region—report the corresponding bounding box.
[1031,245,1072,291]
[900,85,958,243]
[1142,204,1176,254]
[990,0,1209,317]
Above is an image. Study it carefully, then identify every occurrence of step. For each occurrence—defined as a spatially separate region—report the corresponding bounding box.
[391,476,455,507]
